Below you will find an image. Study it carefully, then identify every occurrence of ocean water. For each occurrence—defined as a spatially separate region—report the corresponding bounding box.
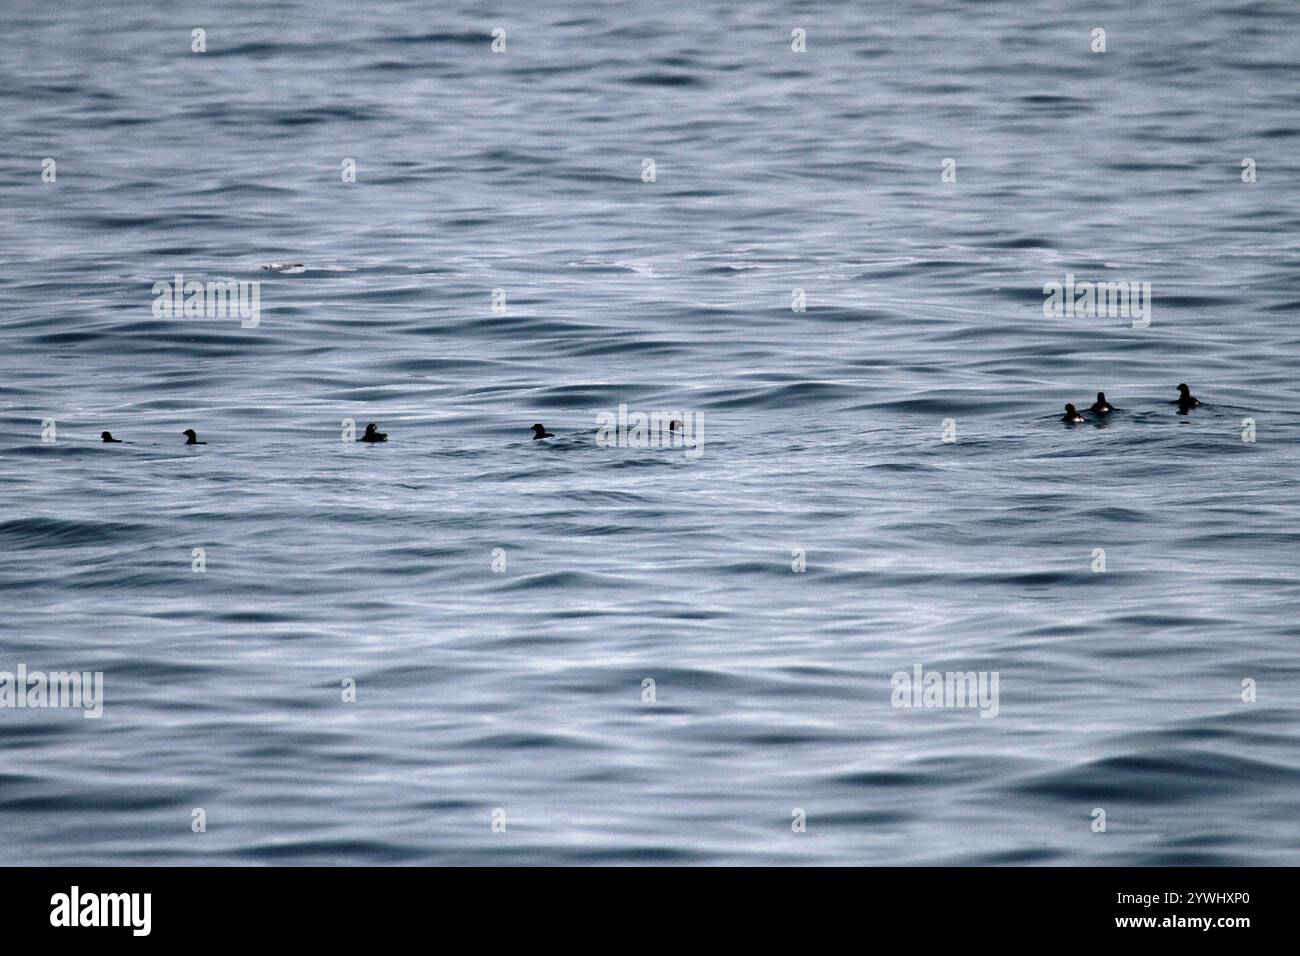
[2,0,1299,866]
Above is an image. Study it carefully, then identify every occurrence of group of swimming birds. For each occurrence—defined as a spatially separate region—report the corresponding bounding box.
[97,422,557,444]
[1062,383,1201,423]
[94,390,1201,444]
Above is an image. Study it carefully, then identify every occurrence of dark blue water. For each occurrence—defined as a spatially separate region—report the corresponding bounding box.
[2,0,1299,864]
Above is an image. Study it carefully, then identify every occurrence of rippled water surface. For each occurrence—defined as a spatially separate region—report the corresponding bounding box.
[2,0,1300,865]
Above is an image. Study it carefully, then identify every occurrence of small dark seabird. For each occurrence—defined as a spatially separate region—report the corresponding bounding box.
[1062,403,1085,424]
[668,419,684,432]
[101,431,123,443]
[1090,392,1114,414]
[182,429,206,445]
[1173,383,1201,413]
[360,423,387,443]
[531,423,554,440]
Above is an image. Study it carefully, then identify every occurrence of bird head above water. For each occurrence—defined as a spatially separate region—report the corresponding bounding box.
[1174,383,1200,408]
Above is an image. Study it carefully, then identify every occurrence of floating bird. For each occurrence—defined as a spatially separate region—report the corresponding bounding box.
[360,422,387,443]
[531,423,554,440]
[1173,383,1201,413]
